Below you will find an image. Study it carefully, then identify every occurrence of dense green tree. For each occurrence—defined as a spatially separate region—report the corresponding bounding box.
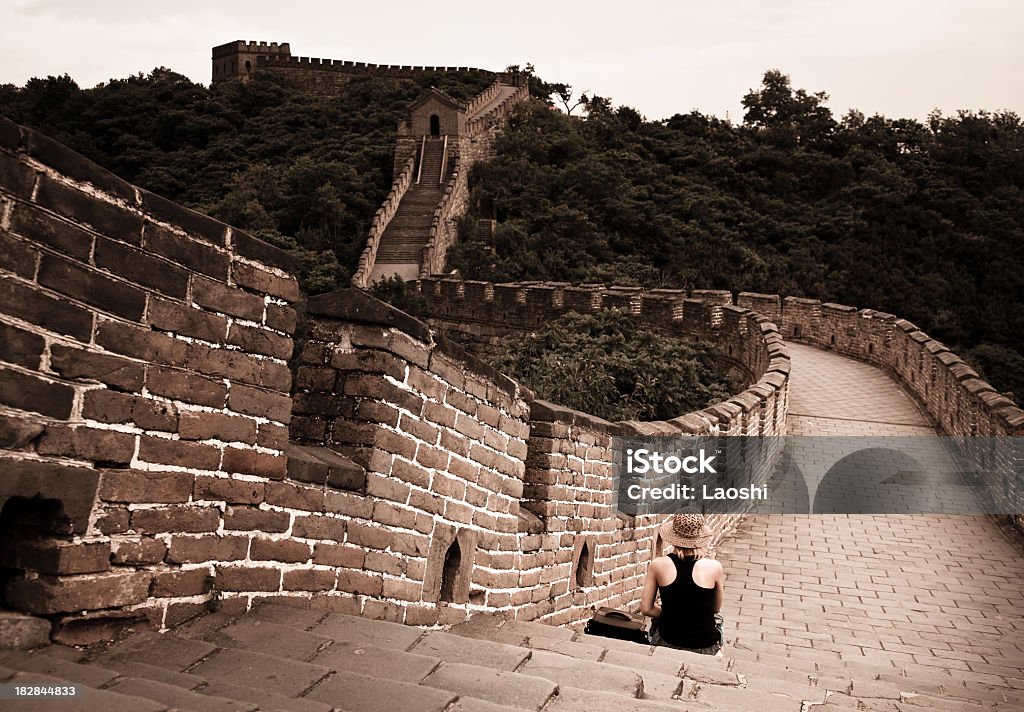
[489,309,732,421]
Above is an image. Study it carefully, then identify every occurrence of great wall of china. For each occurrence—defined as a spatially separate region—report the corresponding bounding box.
[0,42,1021,712]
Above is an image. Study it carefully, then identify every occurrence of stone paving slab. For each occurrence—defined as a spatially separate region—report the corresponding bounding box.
[3,671,169,712]
[189,647,331,697]
[716,343,1024,698]
[306,669,456,712]
[248,602,331,630]
[94,631,217,671]
[545,685,714,712]
[311,612,424,651]
[0,650,120,688]
[210,619,332,661]
[199,680,333,712]
[107,676,257,712]
[519,648,642,696]
[411,631,530,671]
[311,642,440,682]
[422,662,557,710]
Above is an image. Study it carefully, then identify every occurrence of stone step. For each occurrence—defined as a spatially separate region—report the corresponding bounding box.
[305,668,456,712]
[409,630,530,671]
[188,647,332,698]
[208,618,332,661]
[310,642,440,682]
[4,670,169,712]
[545,685,714,712]
[421,661,558,710]
[106,676,256,712]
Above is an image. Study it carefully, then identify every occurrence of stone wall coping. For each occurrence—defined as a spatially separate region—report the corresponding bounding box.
[307,288,526,399]
[1,116,295,273]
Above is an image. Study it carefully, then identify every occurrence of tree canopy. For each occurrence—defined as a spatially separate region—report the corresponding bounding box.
[2,67,1021,403]
[449,71,1024,402]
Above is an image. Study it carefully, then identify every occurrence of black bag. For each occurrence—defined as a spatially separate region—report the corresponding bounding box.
[583,607,651,645]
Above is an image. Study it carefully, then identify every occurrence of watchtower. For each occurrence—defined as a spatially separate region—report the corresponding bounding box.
[211,40,291,84]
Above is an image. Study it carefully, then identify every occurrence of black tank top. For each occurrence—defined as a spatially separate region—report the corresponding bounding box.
[657,554,719,649]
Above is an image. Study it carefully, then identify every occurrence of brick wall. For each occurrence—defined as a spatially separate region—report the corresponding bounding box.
[0,117,300,631]
[289,283,788,626]
[774,296,1024,524]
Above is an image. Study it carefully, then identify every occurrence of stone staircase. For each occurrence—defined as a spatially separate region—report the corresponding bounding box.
[2,601,1019,711]
[370,139,446,283]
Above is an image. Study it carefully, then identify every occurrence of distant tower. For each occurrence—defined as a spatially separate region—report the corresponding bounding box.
[211,41,291,84]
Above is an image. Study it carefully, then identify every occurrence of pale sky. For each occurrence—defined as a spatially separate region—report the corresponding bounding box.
[1,0,1022,122]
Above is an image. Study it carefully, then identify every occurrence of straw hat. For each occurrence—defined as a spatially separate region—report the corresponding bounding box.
[659,513,712,549]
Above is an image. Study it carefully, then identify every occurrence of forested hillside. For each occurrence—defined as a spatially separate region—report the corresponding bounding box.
[1,68,1021,401]
[450,72,1024,402]
[0,68,492,292]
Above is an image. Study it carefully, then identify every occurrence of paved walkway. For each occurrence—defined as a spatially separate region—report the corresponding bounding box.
[717,343,1024,689]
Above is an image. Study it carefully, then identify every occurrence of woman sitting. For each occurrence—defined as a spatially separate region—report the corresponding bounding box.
[640,512,725,654]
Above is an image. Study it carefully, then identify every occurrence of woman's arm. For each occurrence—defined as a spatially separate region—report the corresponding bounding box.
[639,559,663,618]
[712,560,725,613]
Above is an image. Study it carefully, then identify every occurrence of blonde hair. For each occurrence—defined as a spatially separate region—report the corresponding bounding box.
[670,545,705,559]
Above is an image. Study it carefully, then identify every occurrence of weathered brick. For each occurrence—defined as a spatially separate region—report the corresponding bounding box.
[223,506,289,533]
[0,368,75,418]
[140,190,227,246]
[344,375,424,414]
[166,535,249,564]
[215,565,280,592]
[228,383,291,422]
[101,467,193,507]
[37,425,135,466]
[95,319,189,367]
[6,571,151,614]
[192,276,264,320]
[138,435,221,471]
[256,422,289,450]
[232,261,300,302]
[231,229,295,274]
[0,413,44,449]
[131,505,220,534]
[408,367,448,401]
[82,390,179,431]
[193,474,264,504]
[0,278,93,341]
[324,490,374,519]
[185,341,261,384]
[25,130,135,201]
[250,537,311,563]
[11,202,93,260]
[0,322,44,368]
[264,481,324,511]
[94,236,189,299]
[391,458,431,488]
[0,230,38,279]
[283,568,335,592]
[336,570,382,597]
[330,350,407,380]
[148,297,229,343]
[259,360,292,392]
[147,366,227,408]
[179,411,257,444]
[221,447,286,479]
[49,344,144,391]
[373,429,417,460]
[0,538,110,575]
[313,542,364,568]
[292,514,346,542]
[34,175,144,242]
[95,507,130,535]
[144,223,230,280]
[38,253,146,321]
[152,569,211,597]
[364,550,406,577]
[227,322,292,359]
[0,149,36,199]
[111,538,167,565]
[346,522,392,550]
[265,303,298,334]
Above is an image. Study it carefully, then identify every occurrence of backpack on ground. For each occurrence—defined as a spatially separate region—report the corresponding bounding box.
[583,607,651,645]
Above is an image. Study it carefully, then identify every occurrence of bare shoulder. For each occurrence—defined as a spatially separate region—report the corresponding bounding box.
[651,555,674,571]
[695,557,724,577]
